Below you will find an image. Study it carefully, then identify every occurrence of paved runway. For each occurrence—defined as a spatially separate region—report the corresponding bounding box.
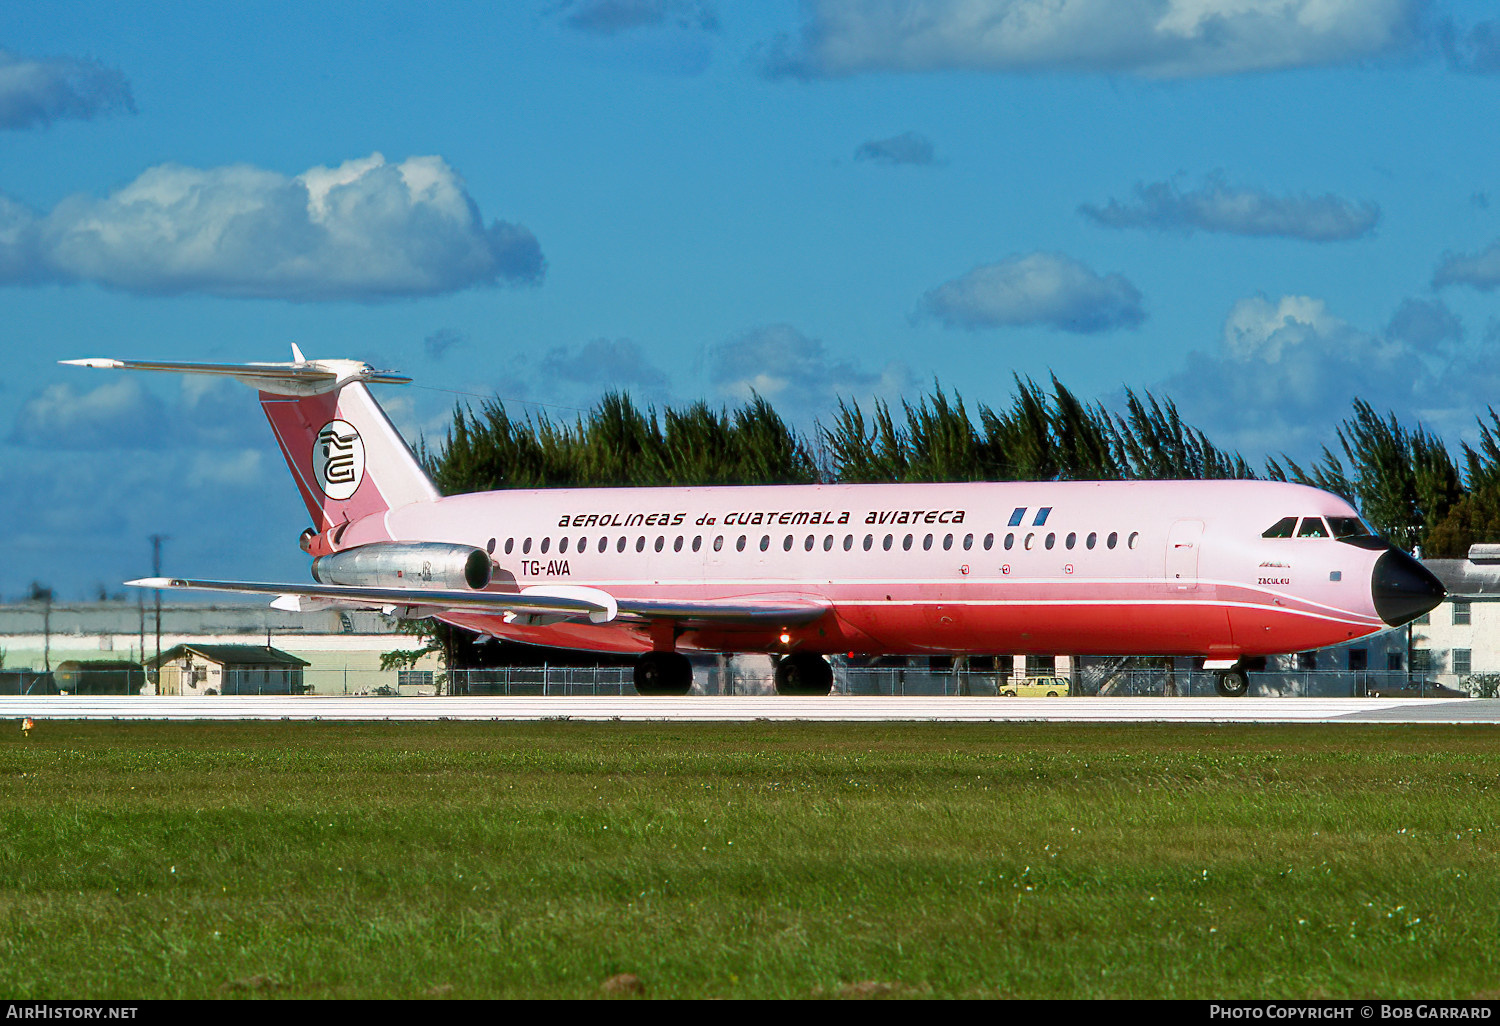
[2,695,1496,723]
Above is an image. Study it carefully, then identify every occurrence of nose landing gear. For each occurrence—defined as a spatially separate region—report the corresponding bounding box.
[1214,669,1249,697]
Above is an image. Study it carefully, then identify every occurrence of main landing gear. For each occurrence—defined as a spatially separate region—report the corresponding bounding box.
[1214,669,1250,698]
[774,653,833,696]
[634,651,693,696]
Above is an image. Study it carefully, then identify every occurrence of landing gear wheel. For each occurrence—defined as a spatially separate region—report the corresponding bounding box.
[774,653,834,696]
[634,652,693,696]
[1215,669,1249,698]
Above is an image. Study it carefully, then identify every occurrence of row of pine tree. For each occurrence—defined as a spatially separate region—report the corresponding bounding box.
[428,376,1500,559]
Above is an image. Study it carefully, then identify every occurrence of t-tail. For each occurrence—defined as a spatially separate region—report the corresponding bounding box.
[62,347,440,542]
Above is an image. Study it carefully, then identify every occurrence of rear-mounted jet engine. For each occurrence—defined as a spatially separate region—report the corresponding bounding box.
[310,542,492,591]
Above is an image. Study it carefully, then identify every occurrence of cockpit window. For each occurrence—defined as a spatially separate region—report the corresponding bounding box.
[1297,517,1329,538]
[1262,517,1297,538]
[1327,516,1373,539]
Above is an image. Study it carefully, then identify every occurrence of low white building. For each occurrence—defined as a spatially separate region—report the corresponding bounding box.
[148,644,309,696]
[0,600,440,695]
[1408,550,1500,691]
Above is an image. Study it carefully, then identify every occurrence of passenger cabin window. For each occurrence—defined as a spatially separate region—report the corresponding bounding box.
[1297,517,1329,538]
[1262,517,1298,538]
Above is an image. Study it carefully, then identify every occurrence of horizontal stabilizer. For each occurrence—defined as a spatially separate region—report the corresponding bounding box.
[62,352,409,397]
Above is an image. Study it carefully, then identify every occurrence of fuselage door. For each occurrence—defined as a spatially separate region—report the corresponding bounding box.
[1166,519,1204,591]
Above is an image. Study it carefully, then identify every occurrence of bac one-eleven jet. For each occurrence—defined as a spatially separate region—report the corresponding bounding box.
[65,349,1445,698]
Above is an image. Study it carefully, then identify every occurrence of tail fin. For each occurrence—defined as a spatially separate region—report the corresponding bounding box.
[63,348,440,532]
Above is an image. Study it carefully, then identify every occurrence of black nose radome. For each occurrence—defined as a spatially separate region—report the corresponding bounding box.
[1372,549,1446,627]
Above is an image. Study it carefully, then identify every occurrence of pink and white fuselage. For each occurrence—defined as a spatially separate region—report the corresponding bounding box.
[349,478,1427,658]
[64,353,1445,685]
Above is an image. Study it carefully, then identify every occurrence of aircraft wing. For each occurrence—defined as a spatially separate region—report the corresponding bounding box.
[126,577,830,629]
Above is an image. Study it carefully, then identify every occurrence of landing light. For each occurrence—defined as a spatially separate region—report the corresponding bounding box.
[779,633,791,644]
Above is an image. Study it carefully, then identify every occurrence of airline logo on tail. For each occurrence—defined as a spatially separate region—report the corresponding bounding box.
[314,420,364,499]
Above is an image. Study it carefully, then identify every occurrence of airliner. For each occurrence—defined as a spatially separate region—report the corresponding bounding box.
[64,350,1446,698]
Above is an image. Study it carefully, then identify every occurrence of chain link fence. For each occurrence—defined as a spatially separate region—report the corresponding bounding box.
[0,664,1476,698]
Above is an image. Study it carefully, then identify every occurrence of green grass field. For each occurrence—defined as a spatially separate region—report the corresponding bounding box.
[1,720,1498,999]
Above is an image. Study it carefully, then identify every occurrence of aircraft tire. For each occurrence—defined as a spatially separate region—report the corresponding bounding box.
[774,653,833,696]
[1215,670,1249,698]
[634,652,693,696]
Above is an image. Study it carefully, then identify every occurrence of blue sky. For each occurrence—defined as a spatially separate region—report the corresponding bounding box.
[2,0,1499,599]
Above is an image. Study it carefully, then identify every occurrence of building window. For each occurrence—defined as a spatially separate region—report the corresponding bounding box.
[1454,649,1472,675]
[1297,651,1317,671]
[398,670,434,689]
[1348,648,1367,671]
[1387,651,1404,671]
[1454,601,1471,626]
[1415,610,1430,625]
[1411,649,1432,674]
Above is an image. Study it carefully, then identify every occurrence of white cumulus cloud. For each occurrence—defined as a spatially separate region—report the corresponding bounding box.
[1081,173,1379,241]
[1433,239,1500,292]
[709,324,913,421]
[763,0,1423,79]
[920,252,1145,333]
[1164,293,1474,460]
[0,153,543,301]
[539,338,673,402]
[0,48,134,130]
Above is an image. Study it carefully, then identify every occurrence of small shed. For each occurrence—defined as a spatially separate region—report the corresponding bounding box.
[148,644,309,696]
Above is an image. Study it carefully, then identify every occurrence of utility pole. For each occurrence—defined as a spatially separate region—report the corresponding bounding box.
[150,535,168,690]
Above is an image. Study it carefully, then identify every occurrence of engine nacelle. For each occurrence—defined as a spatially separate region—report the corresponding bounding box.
[311,542,492,591]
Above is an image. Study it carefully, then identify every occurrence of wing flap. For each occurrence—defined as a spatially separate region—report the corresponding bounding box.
[127,577,829,629]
